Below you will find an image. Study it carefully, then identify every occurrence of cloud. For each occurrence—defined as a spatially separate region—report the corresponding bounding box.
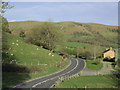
[9,20,17,22]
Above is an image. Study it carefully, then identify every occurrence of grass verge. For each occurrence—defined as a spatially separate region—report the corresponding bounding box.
[54,75,118,88]
[86,60,103,70]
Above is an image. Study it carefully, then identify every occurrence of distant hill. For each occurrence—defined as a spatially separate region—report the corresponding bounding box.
[9,21,118,48]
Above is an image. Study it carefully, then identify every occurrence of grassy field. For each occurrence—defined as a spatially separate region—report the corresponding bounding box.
[55,42,106,54]
[65,42,106,50]
[3,33,70,88]
[65,42,91,47]
[86,60,103,70]
[55,75,118,88]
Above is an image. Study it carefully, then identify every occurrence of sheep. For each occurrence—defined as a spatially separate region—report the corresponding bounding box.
[12,42,15,45]
[16,43,19,46]
[9,48,12,50]
[52,55,54,57]
[11,53,14,56]
[48,53,51,55]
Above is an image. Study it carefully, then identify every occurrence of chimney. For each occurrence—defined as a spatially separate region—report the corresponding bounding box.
[106,48,108,50]
[110,47,112,50]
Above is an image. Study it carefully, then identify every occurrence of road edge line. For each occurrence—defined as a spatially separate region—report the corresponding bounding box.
[50,58,86,88]
[12,58,71,88]
[32,59,78,88]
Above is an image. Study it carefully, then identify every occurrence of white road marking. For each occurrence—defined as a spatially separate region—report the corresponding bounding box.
[50,59,86,88]
[13,59,72,88]
[31,59,78,88]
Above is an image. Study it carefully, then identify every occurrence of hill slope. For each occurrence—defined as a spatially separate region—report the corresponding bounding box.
[9,21,118,48]
[3,33,70,88]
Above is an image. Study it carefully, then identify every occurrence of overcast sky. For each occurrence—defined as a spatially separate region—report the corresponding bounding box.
[4,2,118,26]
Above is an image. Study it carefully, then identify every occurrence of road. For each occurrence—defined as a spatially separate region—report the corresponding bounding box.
[11,57,86,90]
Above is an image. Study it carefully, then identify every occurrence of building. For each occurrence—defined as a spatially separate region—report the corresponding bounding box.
[103,47,115,59]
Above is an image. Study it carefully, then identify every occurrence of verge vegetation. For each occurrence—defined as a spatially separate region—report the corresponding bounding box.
[86,60,103,70]
[54,75,118,88]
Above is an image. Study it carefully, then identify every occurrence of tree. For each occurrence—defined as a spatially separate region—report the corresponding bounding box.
[1,2,14,32]
[1,2,14,50]
[1,2,14,14]
[25,22,62,50]
[1,2,14,51]
[76,47,84,58]
[1,2,14,63]
[2,16,11,33]
[59,47,68,57]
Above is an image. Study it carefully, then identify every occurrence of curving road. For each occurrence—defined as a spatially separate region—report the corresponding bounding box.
[11,57,86,90]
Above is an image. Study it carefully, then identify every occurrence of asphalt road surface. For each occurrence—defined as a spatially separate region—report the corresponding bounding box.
[11,57,86,90]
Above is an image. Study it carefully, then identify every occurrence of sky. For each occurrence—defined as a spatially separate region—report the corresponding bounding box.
[4,2,118,26]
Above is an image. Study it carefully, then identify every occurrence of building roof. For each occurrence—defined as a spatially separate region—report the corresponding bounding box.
[103,49,110,53]
[103,49,115,54]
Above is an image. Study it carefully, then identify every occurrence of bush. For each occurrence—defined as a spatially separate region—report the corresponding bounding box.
[59,47,68,56]
[66,48,76,56]
[112,62,116,67]
[94,59,101,65]
[19,31,25,38]
[81,51,92,59]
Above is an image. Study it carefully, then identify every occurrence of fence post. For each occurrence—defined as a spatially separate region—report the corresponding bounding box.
[80,71,82,75]
[24,62,26,65]
[38,61,39,65]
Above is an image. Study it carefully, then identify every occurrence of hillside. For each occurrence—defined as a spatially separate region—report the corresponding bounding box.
[9,21,118,48]
[3,33,70,88]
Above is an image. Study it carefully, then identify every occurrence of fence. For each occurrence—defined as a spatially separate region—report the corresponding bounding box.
[51,71,81,88]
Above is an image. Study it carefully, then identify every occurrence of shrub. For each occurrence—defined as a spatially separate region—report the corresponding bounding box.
[95,59,100,65]
[19,31,25,38]
[66,48,76,56]
[59,47,68,56]
[112,62,116,67]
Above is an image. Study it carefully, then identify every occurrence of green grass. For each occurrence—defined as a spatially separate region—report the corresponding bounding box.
[55,75,118,88]
[65,42,91,47]
[66,42,106,50]
[55,42,106,53]
[3,33,70,88]
[86,60,103,70]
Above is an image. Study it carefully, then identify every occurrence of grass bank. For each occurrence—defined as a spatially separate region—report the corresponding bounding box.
[54,75,118,88]
[3,33,70,88]
[86,60,103,70]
